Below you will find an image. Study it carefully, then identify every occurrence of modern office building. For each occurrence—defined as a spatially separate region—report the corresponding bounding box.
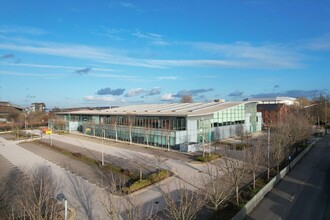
[54,101,262,151]
[31,103,46,112]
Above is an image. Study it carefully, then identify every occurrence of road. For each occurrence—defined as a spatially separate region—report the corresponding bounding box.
[247,134,330,220]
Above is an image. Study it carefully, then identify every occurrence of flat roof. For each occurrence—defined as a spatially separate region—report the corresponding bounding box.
[57,101,254,117]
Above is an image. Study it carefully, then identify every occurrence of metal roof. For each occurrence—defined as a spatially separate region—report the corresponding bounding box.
[56,101,253,117]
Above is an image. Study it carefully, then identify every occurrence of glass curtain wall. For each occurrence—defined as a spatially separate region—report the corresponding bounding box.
[82,115,186,149]
[197,104,246,142]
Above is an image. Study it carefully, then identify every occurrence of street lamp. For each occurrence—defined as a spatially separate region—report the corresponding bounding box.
[200,128,205,157]
[56,193,68,220]
[101,128,105,166]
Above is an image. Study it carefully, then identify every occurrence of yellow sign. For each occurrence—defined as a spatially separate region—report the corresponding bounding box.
[46,130,52,135]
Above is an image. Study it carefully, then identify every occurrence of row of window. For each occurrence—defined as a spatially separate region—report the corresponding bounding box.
[86,126,176,148]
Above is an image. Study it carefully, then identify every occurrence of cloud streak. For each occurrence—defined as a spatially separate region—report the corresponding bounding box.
[0,37,310,70]
[158,76,177,80]
[0,70,64,77]
[192,41,303,69]
[0,25,46,35]
[133,31,169,46]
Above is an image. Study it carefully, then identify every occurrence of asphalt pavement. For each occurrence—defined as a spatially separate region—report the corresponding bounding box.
[247,134,330,220]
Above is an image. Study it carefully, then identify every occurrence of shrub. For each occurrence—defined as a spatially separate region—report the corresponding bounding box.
[149,170,170,183]
[72,152,82,158]
[130,179,151,192]
[195,154,220,162]
[123,170,171,194]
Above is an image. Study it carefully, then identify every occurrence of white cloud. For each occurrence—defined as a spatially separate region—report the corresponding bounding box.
[132,31,169,46]
[0,25,46,35]
[147,87,161,96]
[125,88,146,97]
[84,95,116,102]
[0,42,164,68]
[191,41,303,69]
[118,2,141,12]
[303,33,330,51]
[0,70,64,77]
[161,93,174,101]
[0,37,303,69]
[1,62,116,72]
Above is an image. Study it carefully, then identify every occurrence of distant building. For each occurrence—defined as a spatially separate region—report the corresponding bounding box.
[244,97,298,106]
[31,103,46,112]
[55,101,262,152]
[0,101,24,123]
[244,97,298,128]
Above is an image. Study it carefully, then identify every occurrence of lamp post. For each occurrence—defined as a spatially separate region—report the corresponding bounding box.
[267,126,270,180]
[56,193,68,220]
[102,128,105,166]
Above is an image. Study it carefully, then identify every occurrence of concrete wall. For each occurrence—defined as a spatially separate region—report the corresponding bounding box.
[232,139,318,220]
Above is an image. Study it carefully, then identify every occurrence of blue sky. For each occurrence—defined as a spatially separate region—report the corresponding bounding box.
[0,0,329,108]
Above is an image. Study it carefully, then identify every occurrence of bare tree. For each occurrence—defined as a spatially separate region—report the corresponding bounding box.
[0,166,61,220]
[286,108,314,154]
[161,180,206,220]
[235,124,246,143]
[155,154,167,173]
[180,95,193,103]
[27,111,48,128]
[6,108,24,139]
[202,164,233,215]
[221,156,247,205]
[271,120,290,173]
[245,140,262,189]
[99,171,156,220]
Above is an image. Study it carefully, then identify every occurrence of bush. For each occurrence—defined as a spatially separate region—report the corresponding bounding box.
[126,179,151,193]
[235,143,251,150]
[195,154,220,162]
[123,170,171,194]
[149,170,170,183]
[72,152,82,158]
